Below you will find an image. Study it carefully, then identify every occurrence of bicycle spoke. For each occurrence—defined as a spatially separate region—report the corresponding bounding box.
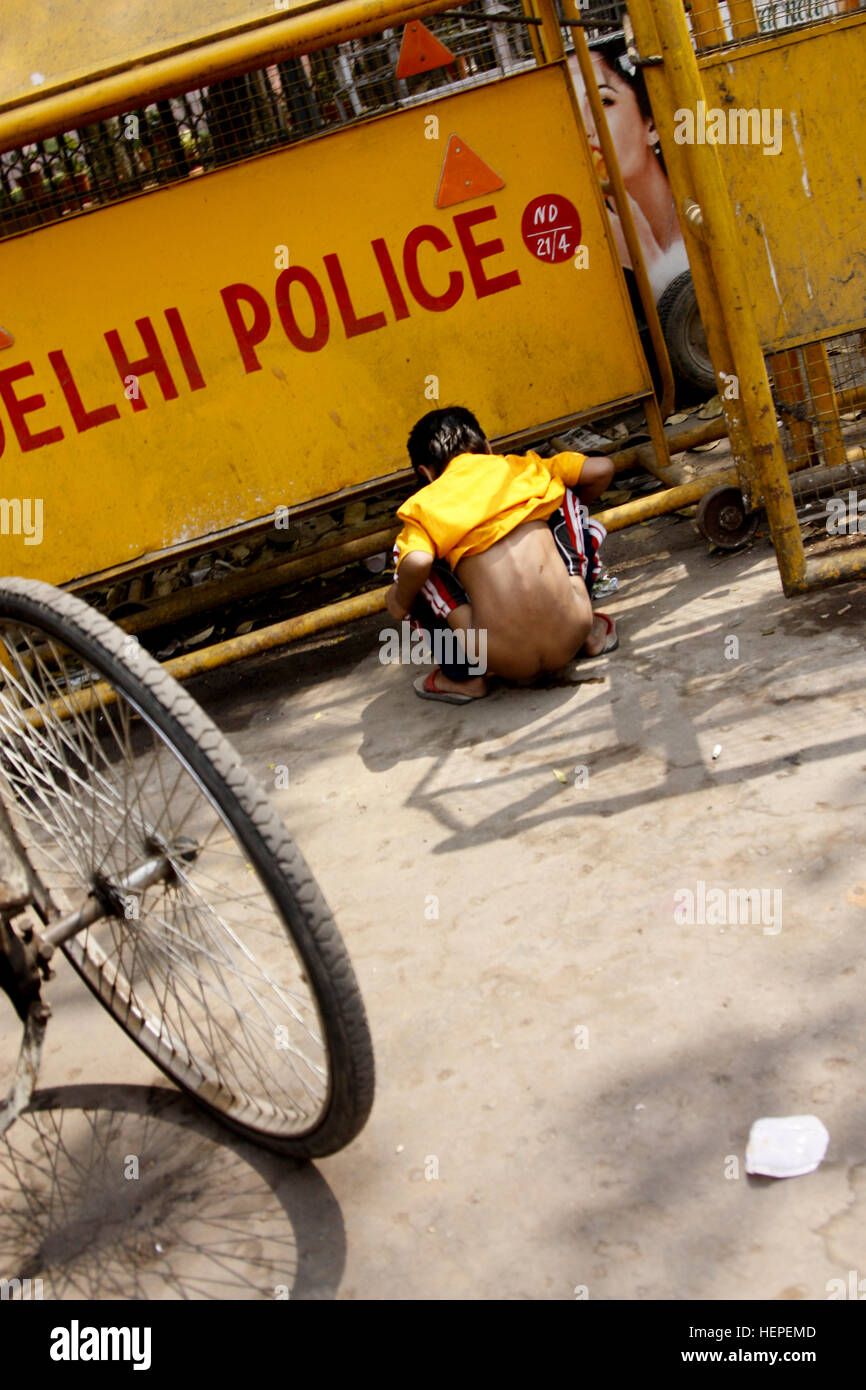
[0,617,332,1137]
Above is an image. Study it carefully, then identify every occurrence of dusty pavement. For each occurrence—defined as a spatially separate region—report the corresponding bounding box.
[2,509,866,1301]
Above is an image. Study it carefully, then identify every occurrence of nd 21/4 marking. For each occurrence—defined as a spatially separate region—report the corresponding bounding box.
[521,195,582,266]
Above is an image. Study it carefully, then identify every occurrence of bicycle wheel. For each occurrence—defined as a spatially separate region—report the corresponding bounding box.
[0,577,374,1157]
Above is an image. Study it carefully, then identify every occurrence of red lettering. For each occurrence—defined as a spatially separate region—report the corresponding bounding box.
[0,362,64,452]
[47,350,121,433]
[104,317,179,412]
[403,226,463,312]
[324,254,386,338]
[275,267,329,353]
[371,237,410,321]
[164,307,206,390]
[220,283,270,374]
[452,207,521,299]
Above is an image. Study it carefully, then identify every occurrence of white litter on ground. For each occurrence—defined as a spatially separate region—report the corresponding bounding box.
[745,1115,830,1178]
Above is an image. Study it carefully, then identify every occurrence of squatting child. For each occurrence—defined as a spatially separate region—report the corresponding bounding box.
[385,406,618,703]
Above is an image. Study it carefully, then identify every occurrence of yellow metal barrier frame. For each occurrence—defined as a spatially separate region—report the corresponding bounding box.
[0,0,756,676]
[626,0,866,595]
[2,0,707,587]
[0,0,470,155]
[563,1,675,424]
[1,54,659,587]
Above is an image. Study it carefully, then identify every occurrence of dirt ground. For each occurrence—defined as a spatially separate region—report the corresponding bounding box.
[2,509,866,1301]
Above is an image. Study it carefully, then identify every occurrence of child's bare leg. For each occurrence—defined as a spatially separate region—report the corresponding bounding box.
[426,602,489,698]
[568,577,614,657]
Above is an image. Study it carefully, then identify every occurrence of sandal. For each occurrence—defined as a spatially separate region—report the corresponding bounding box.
[578,612,618,660]
[413,670,486,704]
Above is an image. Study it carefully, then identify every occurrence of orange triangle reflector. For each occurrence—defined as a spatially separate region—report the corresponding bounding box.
[0,325,13,350]
[435,134,505,209]
[396,21,456,80]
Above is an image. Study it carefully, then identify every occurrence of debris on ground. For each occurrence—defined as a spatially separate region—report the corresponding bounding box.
[745,1115,830,1178]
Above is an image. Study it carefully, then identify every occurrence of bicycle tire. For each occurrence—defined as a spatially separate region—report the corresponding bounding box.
[0,577,374,1157]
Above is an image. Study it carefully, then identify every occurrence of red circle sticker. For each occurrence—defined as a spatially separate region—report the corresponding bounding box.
[521,194,581,264]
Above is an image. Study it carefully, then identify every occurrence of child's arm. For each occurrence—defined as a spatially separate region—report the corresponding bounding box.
[550,452,614,504]
[385,549,434,621]
[386,513,436,619]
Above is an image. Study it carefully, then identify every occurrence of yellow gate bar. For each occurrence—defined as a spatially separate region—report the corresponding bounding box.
[768,350,820,470]
[801,342,848,473]
[38,585,390,724]
[727,0,759,40]
[119,525,399,634]
[689,0,725,51]
[0,0,473,153]
[800,547,866,592]
[1,2,318,111]
[565,4,676,421]
[626,0,806,591]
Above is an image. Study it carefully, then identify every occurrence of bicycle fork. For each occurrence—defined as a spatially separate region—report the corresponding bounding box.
[0,792,188,1138]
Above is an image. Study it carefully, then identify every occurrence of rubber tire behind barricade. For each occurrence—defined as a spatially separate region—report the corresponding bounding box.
[657,270,717,396]
[0,577,374,1158]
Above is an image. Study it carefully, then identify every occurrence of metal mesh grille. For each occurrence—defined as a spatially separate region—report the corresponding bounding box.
[563,1,627,29]
[0,2,538,243]
[687,0,865,56]
[767,330,866,550]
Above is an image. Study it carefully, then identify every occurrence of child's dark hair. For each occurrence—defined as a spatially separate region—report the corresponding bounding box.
[407,406,488,480]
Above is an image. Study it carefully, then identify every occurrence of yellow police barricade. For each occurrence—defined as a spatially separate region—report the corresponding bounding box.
[624,0,866,592]
[0,0,719,673]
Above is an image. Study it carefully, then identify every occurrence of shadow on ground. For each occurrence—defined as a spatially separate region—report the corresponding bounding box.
[190,525,866,859]
[0,1084,346,1300]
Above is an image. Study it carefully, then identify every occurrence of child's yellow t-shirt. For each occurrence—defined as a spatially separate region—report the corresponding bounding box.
[394,449,586,571]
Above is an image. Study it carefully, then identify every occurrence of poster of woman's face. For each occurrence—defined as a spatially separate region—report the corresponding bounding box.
[569,38,690,302]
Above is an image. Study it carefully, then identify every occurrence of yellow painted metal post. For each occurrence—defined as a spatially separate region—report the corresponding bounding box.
[595,466,737,530]
[120,525,400,634]
[727,0,759,39]
[802,546,866,591]
[521,0,565,64]
[640,390,674,474]
[801,341,848,471]
[688,0,726,50]
[37,587,391,724]
[626,0,756,495]
[565,6,676,421]
[610,411,727,471]
[626,0,805,592]
[768,349,819,469]
[520,0,548,67]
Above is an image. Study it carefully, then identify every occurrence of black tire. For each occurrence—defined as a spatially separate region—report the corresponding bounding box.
[657,270,716,396]
[0,577,374,1157]
[695,485,760,551]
